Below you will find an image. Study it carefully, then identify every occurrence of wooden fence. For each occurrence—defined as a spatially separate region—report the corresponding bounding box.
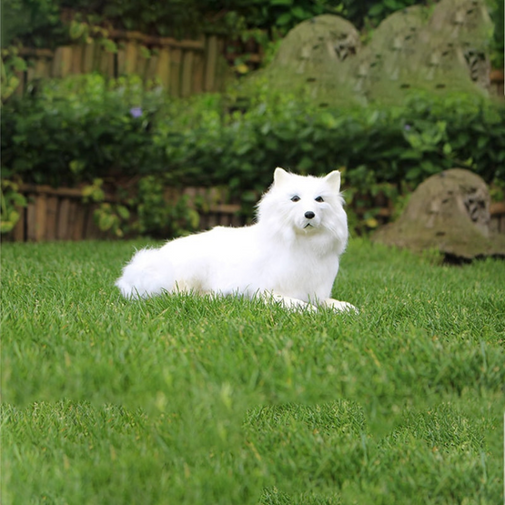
[13,30,256,98]
[8,184,245,242]
[6,184,505,243]
[11,32,503,100]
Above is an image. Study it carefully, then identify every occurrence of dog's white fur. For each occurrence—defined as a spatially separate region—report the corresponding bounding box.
[116,168,356,312]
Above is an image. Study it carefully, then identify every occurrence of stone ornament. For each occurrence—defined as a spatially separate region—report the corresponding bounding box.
[372,169,505,260]
[249,0,494,106]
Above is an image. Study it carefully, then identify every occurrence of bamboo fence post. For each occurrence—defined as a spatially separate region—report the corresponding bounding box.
[67,200,78,240]
[207,212,219,229]
[97,43,115,77]
[45,196,58,241]
[156,43,171,89]
[71,44,84,74]
[51,48,61,77]
[82,41,96,73]
[170,47,182,96]
[204,35,218,92]
[145,47,160,82]
[26,59,36,84]
[13,70,25,96]
[72,204,87,240]
[214,37,228,92]
[26,195,37,241]
[35,193,47,241]
[125,32,140,74]
[135,36,150,80]
[181,50,194,97]
[116,38,127,76]
[52,46,73,77]
[13,206,25,241]
[57,199,71,240]
[192,35,205,94]
[85,205,99,239]
[34,53,52,79]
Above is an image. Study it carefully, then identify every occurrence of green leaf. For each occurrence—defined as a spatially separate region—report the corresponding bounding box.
[101,39,117,53]
[477,136,488,150]
[406,167,422,180]
[319,112,338,129]
[0,221,14,233]
[11,193,27,206]
[116,205,130,220]
[139,46,151,59]
[241,191,257,203]
[276,12,293,26]
[11,56,27,72]
[0,209,20,233]
[69,160,85,174]
[97,212,115,231]
[260,123,270,135]
[69,21,87,40]
[399,150,422,160]
[368,4,384,17]
[291,6,308,20]
[298,156,313,171]
[384,0,401,10]
[188,209,200,229]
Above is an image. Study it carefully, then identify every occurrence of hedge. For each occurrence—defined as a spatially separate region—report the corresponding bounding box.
[2,74,504,194]
[2,0,430,48]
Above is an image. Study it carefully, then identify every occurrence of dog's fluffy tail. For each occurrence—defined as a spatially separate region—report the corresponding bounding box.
[115,248,174,298]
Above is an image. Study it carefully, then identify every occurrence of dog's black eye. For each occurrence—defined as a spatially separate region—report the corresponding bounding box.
[291,195,300,202]
[315,196,324,202]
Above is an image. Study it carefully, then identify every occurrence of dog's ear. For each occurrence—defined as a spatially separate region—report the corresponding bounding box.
[324,171,341,193]
[273,167,291,187]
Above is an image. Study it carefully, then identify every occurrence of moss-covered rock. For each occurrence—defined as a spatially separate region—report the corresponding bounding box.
[246,0,493,106]
[373,169,505,260]
[247,14,361,107]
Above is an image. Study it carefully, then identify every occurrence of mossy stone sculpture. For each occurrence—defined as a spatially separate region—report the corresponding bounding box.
[247,0,493,105]
[248,14,361,107]
[372,169,505,260]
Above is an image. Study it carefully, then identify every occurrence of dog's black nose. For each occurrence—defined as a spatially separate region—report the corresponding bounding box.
[304,211,315,219]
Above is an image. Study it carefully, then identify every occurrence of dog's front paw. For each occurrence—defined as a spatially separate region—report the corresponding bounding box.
[322,299,358,314]
[262,292,317,312]
[275,294,318,312]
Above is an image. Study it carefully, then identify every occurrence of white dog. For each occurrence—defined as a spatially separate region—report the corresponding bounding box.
[116,168,356,312]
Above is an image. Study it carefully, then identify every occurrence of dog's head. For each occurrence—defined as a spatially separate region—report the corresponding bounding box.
[257,168,349,249]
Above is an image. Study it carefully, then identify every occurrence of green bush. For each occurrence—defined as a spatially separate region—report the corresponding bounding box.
[1,75,167,186]
[1,0,64,48]
[2,0,431,48]
[488,0,504,69]
[2,75,505,233]
[152,85,505,194]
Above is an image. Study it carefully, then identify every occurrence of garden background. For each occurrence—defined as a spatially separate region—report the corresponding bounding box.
[1,1,505,504]
[1,0,505,240]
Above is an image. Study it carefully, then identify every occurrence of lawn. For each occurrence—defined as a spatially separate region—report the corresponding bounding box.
[1,238,504,504]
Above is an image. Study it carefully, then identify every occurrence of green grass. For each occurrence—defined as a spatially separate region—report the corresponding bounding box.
[1,238,504,504]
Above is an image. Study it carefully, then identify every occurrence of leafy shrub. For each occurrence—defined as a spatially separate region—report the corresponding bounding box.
[2,0,432,48]
[1,0,64,48]
[153,85,505,193]
[2,74,504,235]
[488,0,504,69]
[0,179,27,233]
[1,74,167,186]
